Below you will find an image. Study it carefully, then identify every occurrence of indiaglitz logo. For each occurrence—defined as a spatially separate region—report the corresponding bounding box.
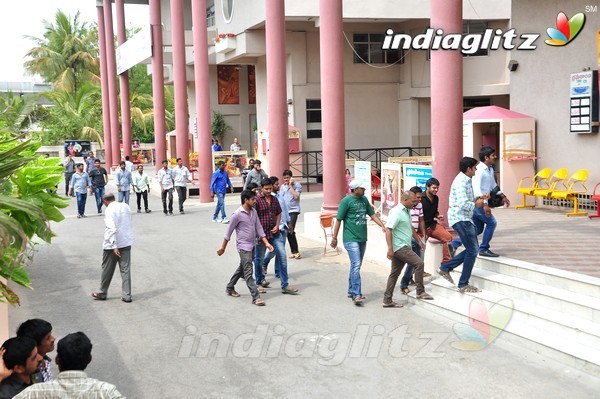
[452,298,514,351]
[545,12,586,46]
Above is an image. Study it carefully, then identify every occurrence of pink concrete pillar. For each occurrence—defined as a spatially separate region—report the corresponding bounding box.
[103,0,121,167]
[191,0,213,202]
[265,0,288,180]
[97,6,112,170]
[116,0,133,159]
[149,0,167,170]
[319,0,346,213]
[170,0,190,167]
[430,0,463,221]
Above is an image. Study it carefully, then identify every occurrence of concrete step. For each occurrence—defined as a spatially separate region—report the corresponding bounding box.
[409,282,600,375]
[475,256,600,299]
[466,268,600,323]
[429,278,600,350]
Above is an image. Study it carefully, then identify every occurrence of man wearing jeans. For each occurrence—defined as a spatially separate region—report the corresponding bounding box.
[115,161,132,205]
[261,177,298,294]
[88,159,107,214]
[331,179,386,306]
[69,163,91,218]
[210,161,233,223]
[217,190,273,306]
[438,157,486,293]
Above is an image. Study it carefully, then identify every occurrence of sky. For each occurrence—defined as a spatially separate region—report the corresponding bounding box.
[0,0,149,82]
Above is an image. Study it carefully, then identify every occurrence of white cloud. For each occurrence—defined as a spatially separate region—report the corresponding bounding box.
[0,0,148,82]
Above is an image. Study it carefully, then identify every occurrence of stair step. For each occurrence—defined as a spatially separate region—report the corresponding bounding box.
[409,287,600,371]
[465,268,600,323]
[429,279,600,344]
[475,256,600,299]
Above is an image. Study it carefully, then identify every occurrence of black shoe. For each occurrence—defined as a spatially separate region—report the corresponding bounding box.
[137,209,141,213]
[479,249,499,257]
[180,210,185,214]
[145,209,152,213]
[169,212,174,216]
[121,298,132,303]
[164,211,168,216]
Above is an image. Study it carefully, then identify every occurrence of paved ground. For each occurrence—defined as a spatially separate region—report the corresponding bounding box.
[7,184,600,398]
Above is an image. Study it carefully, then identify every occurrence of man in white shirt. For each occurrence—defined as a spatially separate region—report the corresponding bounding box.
[172,157,192,214]
[132,164,152,214]
[230,137,241,151]
[124,155,135,174]
[91,193,134,302]
[157,160,175,216]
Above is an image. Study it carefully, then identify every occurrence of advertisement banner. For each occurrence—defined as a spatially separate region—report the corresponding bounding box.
[212,150,248,186]
[354,161,372,202]
[64,140,91,157]
[380,162,402,218]
[403,164,433,192]
[344,159,356,195]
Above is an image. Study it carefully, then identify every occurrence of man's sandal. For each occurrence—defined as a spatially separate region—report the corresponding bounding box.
[226,289,240,297]
[382,302,403,308]
[282,287,299,295]
[253,298,266,306]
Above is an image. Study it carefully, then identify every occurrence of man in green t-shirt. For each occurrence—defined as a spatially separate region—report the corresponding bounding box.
[332,179,386,306]
[383,191,434,308]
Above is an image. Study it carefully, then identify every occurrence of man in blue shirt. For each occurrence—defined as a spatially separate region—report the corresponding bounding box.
[210,161,234,223]
[115,161,132,205]
[69,163,91,218]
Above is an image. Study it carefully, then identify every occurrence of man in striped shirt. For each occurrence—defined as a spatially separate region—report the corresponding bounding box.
[437,157,486,293]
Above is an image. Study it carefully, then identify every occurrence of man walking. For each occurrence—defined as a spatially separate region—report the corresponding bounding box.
[158,160,174,216]
[85,151,96,173]
[63,154,75,196]
[252,178,281,288]
[243,159,268,190]
[217,190,273,306]
[91,193,134,302]
[210,161,234,223]
[89,159,108,214]
[383,190,434,307]
[261,176,299,294]
[172,157,192,214]
[69,163,91,218]
[421,177,453,264]
[331,179,386,306]
[438,157,486,293]
[115,161,132,205]
[280,170,302,259]
[132,165,152,214]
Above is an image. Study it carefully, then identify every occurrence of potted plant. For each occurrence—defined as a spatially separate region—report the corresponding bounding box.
[211,111,232,144]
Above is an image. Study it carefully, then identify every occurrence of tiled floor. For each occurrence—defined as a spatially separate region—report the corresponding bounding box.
[476,206,600,278]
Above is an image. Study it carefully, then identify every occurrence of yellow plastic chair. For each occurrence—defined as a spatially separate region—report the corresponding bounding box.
[516,167,552,209]
[549,169,588,216]
[533,168,568,198]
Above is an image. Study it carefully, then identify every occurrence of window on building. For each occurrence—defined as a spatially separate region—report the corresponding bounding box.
[306,99,322,139]
[206,3,215,27]
[353,33,404,64]
[463,97,491,112]
[463,20,489,57]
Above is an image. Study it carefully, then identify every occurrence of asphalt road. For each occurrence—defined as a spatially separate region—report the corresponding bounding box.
[8,187,600,398]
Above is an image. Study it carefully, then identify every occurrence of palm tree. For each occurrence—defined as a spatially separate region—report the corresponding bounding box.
[23,10,99,93]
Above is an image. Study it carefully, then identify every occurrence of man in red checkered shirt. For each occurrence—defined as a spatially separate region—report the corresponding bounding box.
[253,178,281,288]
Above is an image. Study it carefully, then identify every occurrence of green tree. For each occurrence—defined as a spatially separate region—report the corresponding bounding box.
[43,83,103,145]
[23,10,99,94]
[0,131,68,305]
[211,111,231,143]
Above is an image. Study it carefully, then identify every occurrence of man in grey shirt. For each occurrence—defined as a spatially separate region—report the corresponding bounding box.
[243,159,268,190]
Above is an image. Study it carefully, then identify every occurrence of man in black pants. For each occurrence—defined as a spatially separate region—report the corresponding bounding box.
[280,170,302,258]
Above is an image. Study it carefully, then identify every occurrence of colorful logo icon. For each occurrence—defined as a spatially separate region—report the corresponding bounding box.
[545,12,586,46]
[452,298,514,351]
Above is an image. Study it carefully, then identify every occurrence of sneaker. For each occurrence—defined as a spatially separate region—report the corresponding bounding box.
[212,218,218,223]
[458,285,482,293]
[437,268,455,285]
[221,217,229,224]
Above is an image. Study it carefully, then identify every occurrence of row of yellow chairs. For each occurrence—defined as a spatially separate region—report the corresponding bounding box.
[516,168,589,216]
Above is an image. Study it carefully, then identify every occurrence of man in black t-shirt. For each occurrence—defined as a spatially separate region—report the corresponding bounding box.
[421,177,453,265]
[88,159,108,214]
